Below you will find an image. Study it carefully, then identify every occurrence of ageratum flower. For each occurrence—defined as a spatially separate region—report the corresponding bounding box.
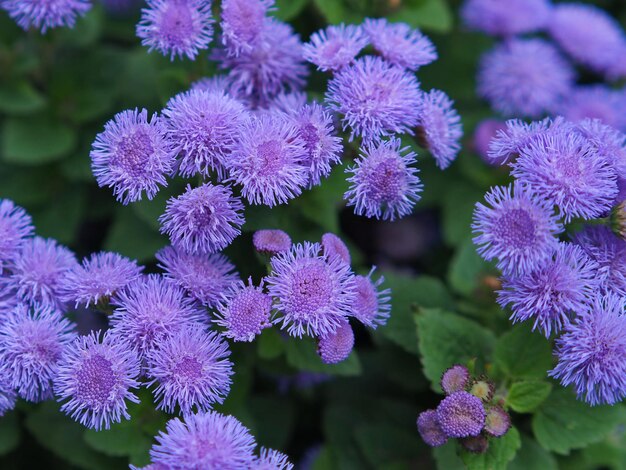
[267,242,356,338]
[461,0,551,36]
[477,39,574,118]
[321,233,351,265]
[146,325,233,415]
[268,92,308,116]
[159,183,245,255]
[253,229,292,255]
[190,75,232,94]
[317,317,354,364]
[436,391,485,438]
[150,411,257,468]
[0,303,76,402]
[326,56,421,143]
[0,199,33,271]
[59,252,143,308]
[220,0,273,56]
[470,378,494,402]
[441,365,470,395]
[472,183,563,276]
[136,0,214,60]
[352,268,391,329]
[253,448,293,470]
[417,410,448,447]
[54,331,141,430]
[486,117,557,166]
[163,89,248,179]
[227,114,308,206]
[303,24,368,72]
[1,0,91,32]
[573,119,626,182]
[484,406,510,437]
[0,278,18,322]
[91,109,176,205]
[345,138,422,221]
[498,243,598,338]
[0,376,16,417]
[415,89,463,169]
[363,18,436,71]
[472,119,506,163]
[557,86,626,133]
[156,246,239,307]
[550,293,626,406]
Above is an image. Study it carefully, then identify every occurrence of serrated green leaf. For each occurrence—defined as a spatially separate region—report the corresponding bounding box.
[508,434,558,470]
[441,181,484,247]
[84,420,152,459]
[2,116,77,164]
[313,0,363,23]
[388,0,453,32]
[257,328,285,360]
[0,81,46,115]
[448,236,492,297]
[507,381,552,413]
[0,412,20,455]
[494,325,553,380]
[433,441,465,470]
[285,336,361,376]
[32,187,86,244]
[104,207,167,262]
[461,426,520,470]
[274,0,309,20]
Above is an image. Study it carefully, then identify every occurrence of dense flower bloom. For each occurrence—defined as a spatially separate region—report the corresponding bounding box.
[91,109,176,205]
[317,317,354,364]
[190,75,232,94]
[441,365,470,395]
[253,229,292,255]
[220,0,273,55]
[10,237,77,310]
[267,242,356,338]
[110,274,205,357]
[136,0,213,60]
[573,119,626,181]
[472,119,506,163]
[486,117,556,166]
[156,246,239,307]
[477,39,574,117]
[484,406,510,437]
[214,278,273,342]
[0,376,16,417]
[58,252,143,308]
[268,91,308,116]
[415,89,463,169]
[227,114,308,206]
[54,331,141,430]
[0,199,33,271]
[159,183,245,254]
[436,391,485,438]
[163,89,248,179]
[417,410,448,447]
[557,86,626,133]
[351,268,391,329]
[498,243,598,337]
[253,448,293,470]
[150,411,257,468]
[345,138,423,221]
[0,0,91,32]
[326,56,421,142]
[550,293,626,405]
[472,183,562,276]
[146,325,233,415]
[0,303,75,402]
[363,18,436,71]
[321,233,350,265]
[303,24,367,72]
[461,0,551,36]
[0,278,17,319]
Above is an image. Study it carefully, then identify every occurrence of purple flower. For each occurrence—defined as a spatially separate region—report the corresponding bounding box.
[441,364,470,395]
[0,278,18,322]
[253,448,293,470]
[345,138,423,221]
[472,183,563,276]
[477,39,575,118]
[573,119,626,182]
[146,324,233,415]
[417,410,448,447]
[267,242,356,338]
[436,391,485,438]
[363,18,436,71]
[484,406,511,437]
[326,56,421,143]
[227,114,308,207]
[486,117,557,166]
[352,268,391,329]
[110,274,205,357]
[550,293,626,405]
[0,303,76,402]
[460,435,489,454]
[10,237,77,310]
[136,0,213,60]
[0,376,16,417]
[156,245,239,307]
[321,233,350,265]
[472,119,507,163]
[415,89,463,169]
[163,89,248,179]
[253,229,292,255]
[497,243,598,338]
[303,24,368,72]
[90,109,176,205]
[220,0,273,56]
[54,331,141,430]
[267,92,308,116]
[1,0,91,32]
[190,75,232,95]
[557,86,626,133]
[0,199,33,271]
[317,317,354,364]
[58,252,143,308]
[214,278,273,342]
[461,0,551,36]
[159,183,245,255]
[150,411,257,468]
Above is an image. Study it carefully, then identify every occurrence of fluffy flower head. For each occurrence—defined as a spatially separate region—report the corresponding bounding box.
[441,365,470,395]
[417,410,448,447]
[1,0,91,32]
[317,317,354,364]
[220,0,273,55]
[0,199,33,270]
[351,268,391,329]
[253,448,293,470]
[461,0,551,36]
[253,229,291,255]
[303,24,368,72]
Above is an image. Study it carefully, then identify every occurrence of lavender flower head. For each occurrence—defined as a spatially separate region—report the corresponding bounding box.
[0,376,16,417]
[317,317,354,364]
[163,89,248,179]
[417,410,448,447]
[268,91,308,116]
[267,242,356,338]
[326,56,421,143]
[550,293,626,405]
[415,89,463,169]
[498,243,598,338]
[220,0,273,56]
[484,406,510,437]
[477,39,575,118]
[1,0,91,32]
[352,268,391,329]
[91,109,176,205]
[136,0,214,60]
[441,365,470,395]
[303,24,368,72]
[253,229,292,255]
[0,303,76,402]
[345,138,423,221]
[461,0,551,36]
[363,18,436,71]
[321,233,350,265]
[253,448,293,470]
[0,199,33,271]
[190,75,232,95]
[472,119,506,163]
[150,411,256,468]
[59,252,143,308]
[159,183,245,255]
[437,391,485,438]
[214,278,273,342]
[557,86,626,133]
[54,330,141,430]
[573,119,626,182]
[486,117,557,166]
[156,246,239,307]
[472,183,563,276]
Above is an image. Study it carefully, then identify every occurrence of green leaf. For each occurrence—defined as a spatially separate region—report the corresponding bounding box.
[285,336,361,376]
[509,434,558,470]
[354,424,424,467]
[448,236,492,297]
[31,187,86,244]
[432,442,465,470]
[2,116,77,164]
[416,309,495,392]
[249,396,295,449]
[257,328,285,360]
[84,419,152,459]
[494,324,553,380]
[461,426,521,470]
[313,0,363,23]
[273,0,309,19]
[104,207,167,262]
[507,381,552,413]
[388,0,453,32]
[0,81,46,115]
[131,179,187,230]
[441,181,484,247]
[532,389,623,455]
[0,412,20,455]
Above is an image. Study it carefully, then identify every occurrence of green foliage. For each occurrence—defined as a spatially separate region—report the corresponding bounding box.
[285,336,362,376]
[494,324,553,380]
[509,434,558,470]
[460,426,521,470]
[506,380,553,413]
[0,412,20,456]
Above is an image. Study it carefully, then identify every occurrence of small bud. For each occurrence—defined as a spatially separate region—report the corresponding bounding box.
[460,434,490,454]
[484,406,511,437]
[441,364,470,395]
[610,201,626,241]
[417,410,448,447]
[470,378,495,402]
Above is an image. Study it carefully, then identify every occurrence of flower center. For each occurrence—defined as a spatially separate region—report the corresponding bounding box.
[493,208,536,248]
[75,354,116,404]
